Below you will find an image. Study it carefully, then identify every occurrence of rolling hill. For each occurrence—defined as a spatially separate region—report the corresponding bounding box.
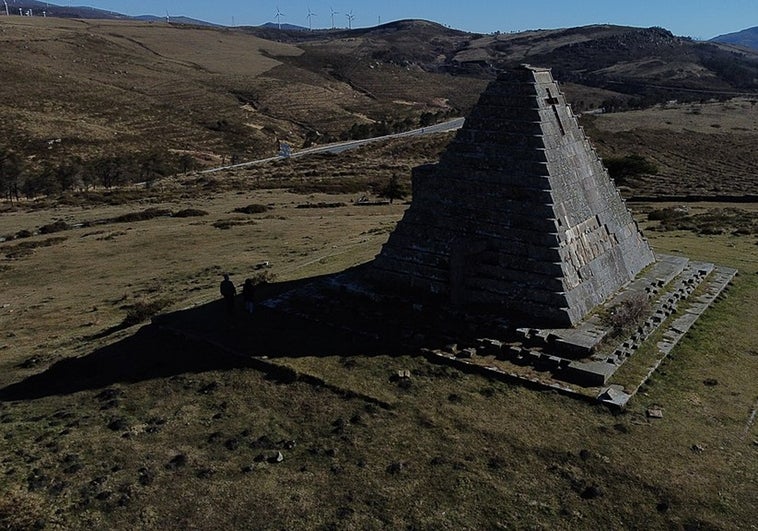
[1,0,129,20]
[2,16,758,193]
[711,26,758,51]
[270,21,758,105]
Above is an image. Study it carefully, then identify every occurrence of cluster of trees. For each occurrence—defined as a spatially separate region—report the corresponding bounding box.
[378,174,408,203]
[0,147,198,201]
[0,148,24,202]
[603,154,658,184]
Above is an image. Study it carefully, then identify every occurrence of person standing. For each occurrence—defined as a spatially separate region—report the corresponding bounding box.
[242,278,256,314]
[220,274,236,314]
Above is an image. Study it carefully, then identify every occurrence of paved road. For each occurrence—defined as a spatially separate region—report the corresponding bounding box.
[201,117,465,174]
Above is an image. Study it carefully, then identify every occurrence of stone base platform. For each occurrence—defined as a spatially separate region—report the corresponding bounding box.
[514,254,690,359]
[422,258,735,407]
[262,254,736,408]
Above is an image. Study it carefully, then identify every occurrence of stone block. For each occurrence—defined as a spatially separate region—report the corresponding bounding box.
[476,338,504,356]
[564,360,617,386]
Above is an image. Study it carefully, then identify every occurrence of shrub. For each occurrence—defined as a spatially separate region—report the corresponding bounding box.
[38,220,69,234]
[288,178,369,195]
[648,207,688,221]
[602,293,650,336]
[173,208,209,217]
[233,204,269,214]
[653,207,758,236]
[2,237,67,259]
[113,208,172,223]
[0,488,47,531]
[603,154,658,183]
[248,270,277,285]
[123,299,170,326]
[213,218,256,230]
[295,202,346,209]
[378,174,408,204]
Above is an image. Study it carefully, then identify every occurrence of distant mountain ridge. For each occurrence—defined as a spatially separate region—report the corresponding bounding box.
[259,22,309,31]
[134,15,220,27]
[258,21,758,104]
[1,0,128,19]
[1,1,214,25]
[711,26,758,50]
[7,1,758,51]
[2,1,298,29]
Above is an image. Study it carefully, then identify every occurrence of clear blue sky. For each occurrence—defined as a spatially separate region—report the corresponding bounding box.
[80,1,756,39]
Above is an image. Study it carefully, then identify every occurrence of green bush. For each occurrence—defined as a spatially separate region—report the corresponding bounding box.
[0,488,47,531]
[603,154,658,183]
[378,174,408,204]
[653,208,758,236]
[295,202,346,209]
[2,237,67,259]
[113,208,172,223]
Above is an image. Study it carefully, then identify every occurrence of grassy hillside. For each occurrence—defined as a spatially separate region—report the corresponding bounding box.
[0,17,481,168]
[0,135,756,528]
[583,98,758,198]
[712,26,758,51]
[0,18,307,161]
[3,17,758,174]
[261,21,758,110]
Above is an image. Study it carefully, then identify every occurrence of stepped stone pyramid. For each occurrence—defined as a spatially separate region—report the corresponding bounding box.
[371,65,655,326]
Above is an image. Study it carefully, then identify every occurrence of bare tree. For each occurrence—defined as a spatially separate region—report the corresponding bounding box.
[0,147,24,202]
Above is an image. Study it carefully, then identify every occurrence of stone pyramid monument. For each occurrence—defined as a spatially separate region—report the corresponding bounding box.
[371,65,655,326]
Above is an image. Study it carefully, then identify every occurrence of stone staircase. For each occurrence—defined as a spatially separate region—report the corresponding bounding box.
[420,254,737,407]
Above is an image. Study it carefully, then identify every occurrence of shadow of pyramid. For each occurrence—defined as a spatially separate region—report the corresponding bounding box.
[0,272,456,401]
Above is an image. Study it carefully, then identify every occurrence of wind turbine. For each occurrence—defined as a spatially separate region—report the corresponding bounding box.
[165,10,170,23]
[345,10,355,30]
[274,6,284,30]
[3,1,8,16]
[329,7,338,29]
[306,6,316,31]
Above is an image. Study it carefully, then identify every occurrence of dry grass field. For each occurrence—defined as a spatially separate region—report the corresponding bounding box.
[0,17,483,165]
[0,17,311,160]
[1,126,757,529]
[585,99,758,198]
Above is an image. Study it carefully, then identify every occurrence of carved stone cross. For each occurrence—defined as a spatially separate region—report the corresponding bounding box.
[545,89,565,134]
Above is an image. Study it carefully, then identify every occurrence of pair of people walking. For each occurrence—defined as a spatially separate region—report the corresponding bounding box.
[220,274,256,314]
